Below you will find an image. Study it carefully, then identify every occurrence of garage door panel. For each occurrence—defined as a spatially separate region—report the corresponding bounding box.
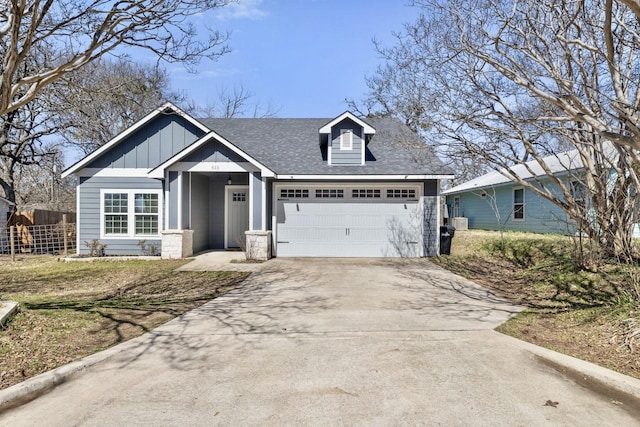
[276,197,421,258]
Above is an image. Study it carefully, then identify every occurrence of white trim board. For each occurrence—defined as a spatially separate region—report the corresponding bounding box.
[274,174,454,180]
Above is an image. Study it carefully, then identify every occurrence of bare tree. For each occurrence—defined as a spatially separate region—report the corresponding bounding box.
[0,0,231,117]
[54,58,187,154]
[192,85,280,118]
[0,96,59,206]
[355,0,640,260]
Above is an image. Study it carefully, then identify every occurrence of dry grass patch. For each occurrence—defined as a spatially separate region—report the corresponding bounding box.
[433,230,640,379]
[0,256,249,390]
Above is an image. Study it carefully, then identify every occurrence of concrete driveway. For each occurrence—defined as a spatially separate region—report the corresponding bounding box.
[1,258,639,425]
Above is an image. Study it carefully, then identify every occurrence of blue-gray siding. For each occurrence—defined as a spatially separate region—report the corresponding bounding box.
[331,119,363,165]
[87,114,204,169]
[183,140,246,163]
[77,176,162,255]
[191,173,210,253]
[208,179,226,249]
[422,180,439,256]
[446,183,570,234]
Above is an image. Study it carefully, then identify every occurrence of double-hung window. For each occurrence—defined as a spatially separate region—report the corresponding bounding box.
[513,188,525,220]
[101,190,161,238]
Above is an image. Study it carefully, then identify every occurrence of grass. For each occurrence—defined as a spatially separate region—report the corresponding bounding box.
[433,230,640,379]
[0,256,250,390]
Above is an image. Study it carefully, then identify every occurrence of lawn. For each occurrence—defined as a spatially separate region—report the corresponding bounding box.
[0,256,249,390]
[433,230,640,379]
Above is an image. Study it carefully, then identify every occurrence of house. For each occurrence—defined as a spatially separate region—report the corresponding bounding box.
[62,103,454,258]
[0,196,15,252]
[1,195,15,227]
[443,150,587,234]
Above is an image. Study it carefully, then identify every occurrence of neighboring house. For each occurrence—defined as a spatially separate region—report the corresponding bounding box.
[0,196,15,252]
[63,103,453,258]
[443,150,587,234]
[1,196,15,226]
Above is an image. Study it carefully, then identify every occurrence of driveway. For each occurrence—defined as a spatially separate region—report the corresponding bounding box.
[1,258,639,425]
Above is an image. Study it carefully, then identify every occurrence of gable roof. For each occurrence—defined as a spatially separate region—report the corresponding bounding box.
[62,105,454,178]
[199,116,453,176]
[147,129,275,178]
[318,111,376,134]
[62,102,208,178]
[442,149,590,195]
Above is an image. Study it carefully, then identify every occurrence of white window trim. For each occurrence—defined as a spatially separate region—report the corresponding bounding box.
[340,129,353,150]
[100,189,163,239]
[512,187,525,221]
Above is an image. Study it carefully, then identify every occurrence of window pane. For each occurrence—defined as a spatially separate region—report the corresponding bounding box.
[104,193,128,214]
[513,189,524,204]
[105,214,128,234]
[135,193,158,214]
[514,205,524,219]
[135,215,158,235]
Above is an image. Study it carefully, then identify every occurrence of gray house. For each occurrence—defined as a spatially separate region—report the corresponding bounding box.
[63,103,453,258]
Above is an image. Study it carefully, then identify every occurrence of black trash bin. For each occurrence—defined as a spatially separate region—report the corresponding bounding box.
[439,225,456,255]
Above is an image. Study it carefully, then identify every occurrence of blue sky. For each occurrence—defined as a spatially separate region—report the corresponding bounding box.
[167,0,418,118]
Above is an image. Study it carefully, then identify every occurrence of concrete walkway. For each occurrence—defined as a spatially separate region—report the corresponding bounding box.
[1,258,640,425]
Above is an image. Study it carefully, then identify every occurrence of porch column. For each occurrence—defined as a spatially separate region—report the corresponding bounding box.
[249,172,263,230]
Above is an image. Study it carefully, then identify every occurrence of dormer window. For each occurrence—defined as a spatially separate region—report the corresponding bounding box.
[340,129,353,150]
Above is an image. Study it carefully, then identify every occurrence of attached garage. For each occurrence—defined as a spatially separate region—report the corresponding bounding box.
[274,184,424,257]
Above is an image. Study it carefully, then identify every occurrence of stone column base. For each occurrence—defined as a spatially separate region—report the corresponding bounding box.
[161,230,194,259]
[244,230,272,260]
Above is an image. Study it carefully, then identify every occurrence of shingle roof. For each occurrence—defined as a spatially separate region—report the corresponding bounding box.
[442,148,600,195]
[197,116,453,176]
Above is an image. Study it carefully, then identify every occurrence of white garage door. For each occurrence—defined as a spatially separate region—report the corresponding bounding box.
[275,186,422,257]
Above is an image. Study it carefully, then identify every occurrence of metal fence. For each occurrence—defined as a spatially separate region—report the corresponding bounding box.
[0,222,76,255]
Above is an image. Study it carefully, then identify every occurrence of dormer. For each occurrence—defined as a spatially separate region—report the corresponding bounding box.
[319,112,375,166]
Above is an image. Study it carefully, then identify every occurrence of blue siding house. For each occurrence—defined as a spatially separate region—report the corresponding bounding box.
[443,151,585,235]
[63,104,453,258]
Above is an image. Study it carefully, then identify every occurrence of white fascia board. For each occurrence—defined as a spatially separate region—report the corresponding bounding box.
[147,131,275,179]
[76,168,152,178]
[62,102,206,178]
[167,162,259,173]
[319,111,376,134]
[275,174,455,180]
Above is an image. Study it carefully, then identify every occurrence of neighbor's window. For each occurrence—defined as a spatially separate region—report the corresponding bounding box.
[340,129,353,150]
[102,190,161,237]
[570,180,586,208]
[513,188,525,220]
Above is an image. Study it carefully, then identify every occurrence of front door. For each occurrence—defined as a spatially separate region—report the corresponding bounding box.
[226,186,250,248]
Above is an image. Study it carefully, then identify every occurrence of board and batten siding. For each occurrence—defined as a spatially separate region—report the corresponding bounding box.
[86,114,204,169]
[183,140,246,163]
[331,119,363,165]
[190,173,210,253]
[78,176,163,255]
[447,183,570,234]
[208,179,226,249]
